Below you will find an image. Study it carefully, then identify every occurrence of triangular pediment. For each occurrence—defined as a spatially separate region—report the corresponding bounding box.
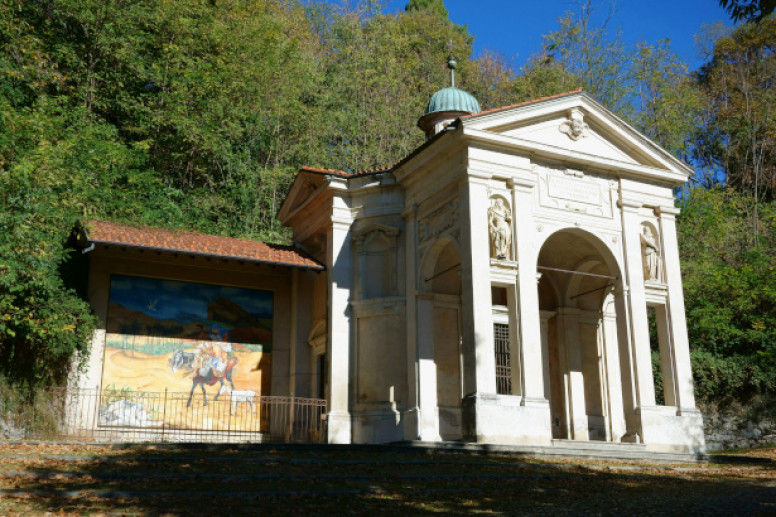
[462,92,691,177]
[277,171,328,223]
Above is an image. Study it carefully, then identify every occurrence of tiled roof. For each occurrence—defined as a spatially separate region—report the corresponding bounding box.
[80,220,324,270]
[462,88,584,119]
[298,165,393,178]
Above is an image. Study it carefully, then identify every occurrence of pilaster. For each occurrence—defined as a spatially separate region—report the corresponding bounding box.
[459,176,497,397]
[619,200,656,408]
[327,214,353,443]
[511,180,547,405]
[656,206,697,412]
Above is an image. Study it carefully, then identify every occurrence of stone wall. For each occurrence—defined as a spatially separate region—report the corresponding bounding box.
[703,410,776,451]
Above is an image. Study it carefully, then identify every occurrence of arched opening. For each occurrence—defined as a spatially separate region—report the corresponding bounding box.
[537,229,631,442]
[422,238,463,440]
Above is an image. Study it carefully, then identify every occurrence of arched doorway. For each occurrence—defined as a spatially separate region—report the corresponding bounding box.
[537,229,632,442]
[421,238,463,440]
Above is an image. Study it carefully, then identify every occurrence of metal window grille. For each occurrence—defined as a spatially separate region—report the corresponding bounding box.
[494,323,512,395]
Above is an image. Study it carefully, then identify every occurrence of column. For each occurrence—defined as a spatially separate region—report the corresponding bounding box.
[509,284,524,397]
[556,308,588,440]
[327,215,353,444]
[512,181,546,405]
[416,293,441,440]
[654,305,678,406]
[600,293,627,441]
[459,176,497,397]
[538,310,554,400]
[657,206,697,412]
[620,201,656,408]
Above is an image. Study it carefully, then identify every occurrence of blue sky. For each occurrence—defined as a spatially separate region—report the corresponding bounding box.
[338,1,733,71]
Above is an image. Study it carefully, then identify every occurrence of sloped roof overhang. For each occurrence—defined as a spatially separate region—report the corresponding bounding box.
[73,219,324,271]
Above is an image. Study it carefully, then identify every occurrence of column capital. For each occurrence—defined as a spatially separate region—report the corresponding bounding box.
[508,177,536,193]
[465,169,493,183]
[401,203,418,220]
[656,205,681,218]
[618,199,643,211]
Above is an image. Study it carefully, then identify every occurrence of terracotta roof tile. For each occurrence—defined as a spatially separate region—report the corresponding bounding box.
[298,165,392,178]
[80,220,323,270]
[462,88,584,119]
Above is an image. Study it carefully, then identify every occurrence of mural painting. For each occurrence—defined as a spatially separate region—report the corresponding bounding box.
[100,274,273,431]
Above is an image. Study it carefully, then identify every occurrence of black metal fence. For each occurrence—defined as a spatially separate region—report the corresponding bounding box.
[3,387,327,444]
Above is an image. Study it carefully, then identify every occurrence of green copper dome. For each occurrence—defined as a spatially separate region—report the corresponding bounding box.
[423,87,481,116]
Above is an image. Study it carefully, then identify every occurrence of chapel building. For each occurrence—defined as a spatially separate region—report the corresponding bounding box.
[74,66,706,453]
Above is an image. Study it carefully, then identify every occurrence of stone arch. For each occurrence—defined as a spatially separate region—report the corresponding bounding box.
[420,234,462,295]
[537,227,632,442]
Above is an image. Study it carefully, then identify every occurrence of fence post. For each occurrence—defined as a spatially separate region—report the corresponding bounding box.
[162,388,168,442]
[287,397,295,442]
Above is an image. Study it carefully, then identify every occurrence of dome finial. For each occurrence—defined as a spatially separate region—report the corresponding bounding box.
[446,39,456,88]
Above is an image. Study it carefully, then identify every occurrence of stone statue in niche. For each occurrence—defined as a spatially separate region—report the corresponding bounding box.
[640,225,661,282]
[488,197,512,260]
[559,108,589,141]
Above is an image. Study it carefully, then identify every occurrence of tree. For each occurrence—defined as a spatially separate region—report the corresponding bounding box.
[678,187,776,402]
[405,0,449,18]
[719,0,776,22]
[511,52,582,102]
[630,40,704,160]
[695,15,776,212]
[541,1,633,117]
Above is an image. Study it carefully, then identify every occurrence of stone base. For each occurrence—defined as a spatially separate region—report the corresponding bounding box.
[462,393,553,446]
[326,410,352,444]
[639,406,706,454]
[352,408,403,443]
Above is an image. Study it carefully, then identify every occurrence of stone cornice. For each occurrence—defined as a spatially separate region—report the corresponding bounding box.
[460,127,689,187]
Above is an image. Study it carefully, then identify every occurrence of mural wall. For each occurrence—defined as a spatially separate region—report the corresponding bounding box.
[100,274,273,430]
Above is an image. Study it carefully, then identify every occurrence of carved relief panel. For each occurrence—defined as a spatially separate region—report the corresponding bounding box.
[418,199,460,249]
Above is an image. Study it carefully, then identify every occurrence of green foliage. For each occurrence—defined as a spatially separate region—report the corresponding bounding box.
[512,52,582,102]
[405,0,449,18]
[678,187,776,402]
[719,0,776,22]
[691,349,775,402]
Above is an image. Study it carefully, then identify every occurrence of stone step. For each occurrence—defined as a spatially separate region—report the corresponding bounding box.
[399,440,704,463]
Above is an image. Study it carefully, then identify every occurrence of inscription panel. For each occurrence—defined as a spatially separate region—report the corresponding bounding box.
[548,175,602,206]
[534,163,616,219]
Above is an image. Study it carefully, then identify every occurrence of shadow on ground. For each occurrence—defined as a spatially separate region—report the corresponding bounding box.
[0,443,774,515]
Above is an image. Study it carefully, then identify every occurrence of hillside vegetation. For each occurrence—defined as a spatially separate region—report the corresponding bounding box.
[0,0,774,406]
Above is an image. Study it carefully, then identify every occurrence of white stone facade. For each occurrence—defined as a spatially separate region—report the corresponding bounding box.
[277,91,706,453]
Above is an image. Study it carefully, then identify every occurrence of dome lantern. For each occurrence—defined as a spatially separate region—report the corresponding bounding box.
[417,46,481,140]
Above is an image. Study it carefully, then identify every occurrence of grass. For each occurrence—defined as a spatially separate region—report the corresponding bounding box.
[0,442,773,515]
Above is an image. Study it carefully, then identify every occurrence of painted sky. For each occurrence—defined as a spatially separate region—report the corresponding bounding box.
[328,0,733,71]
[109,275,273,322]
